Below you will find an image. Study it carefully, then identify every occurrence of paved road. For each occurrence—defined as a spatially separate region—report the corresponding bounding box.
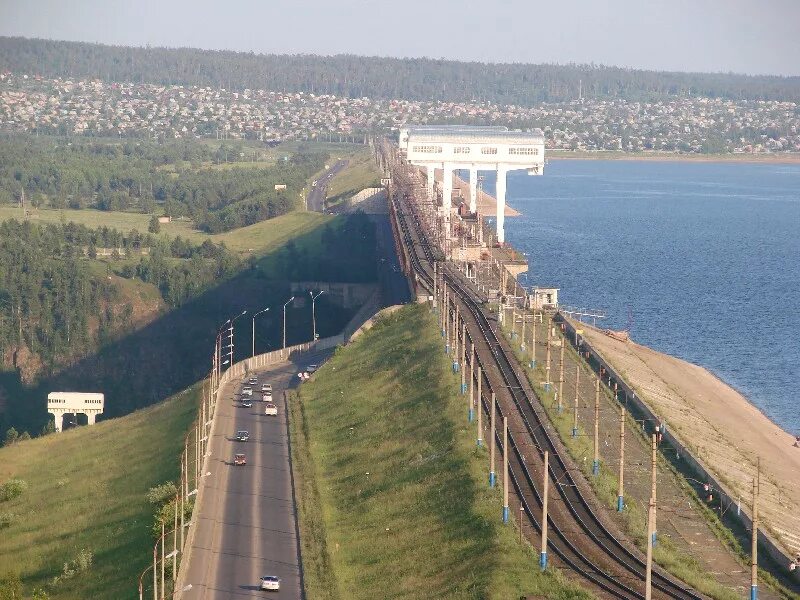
[183,352,329,599]
[307,160,348,212]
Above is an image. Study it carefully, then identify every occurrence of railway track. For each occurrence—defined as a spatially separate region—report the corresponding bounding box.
[389,170,704,600]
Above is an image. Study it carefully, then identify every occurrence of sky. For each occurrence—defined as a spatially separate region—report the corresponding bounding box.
[1,0,799,76]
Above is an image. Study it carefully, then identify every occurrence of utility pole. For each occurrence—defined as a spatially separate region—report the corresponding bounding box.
[161,520,165,599]
[651,433,658,546]
[445,291,451,354]
[751,457,760,600]
[502,416,509,523]
[520,311,526,352]
[468,345,475,421]
[618,405,626,511]
[173,494,178,581]
[433,262,438,310]
[558,336,565,413]
[153,544,158,600]
[572,363,580,437]
[540,450,549,570]
[530,309,537,367]
[489,393,496,487]
[180,458,185,548]
[593,376,600,475]
[545,320,552,388]
[477,368,483,445]
[460,322,467,392]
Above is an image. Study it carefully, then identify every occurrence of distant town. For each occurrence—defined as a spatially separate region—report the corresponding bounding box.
[2,72,799,154]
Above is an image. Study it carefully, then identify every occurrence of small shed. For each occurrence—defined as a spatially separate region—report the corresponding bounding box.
[529,287,559,310]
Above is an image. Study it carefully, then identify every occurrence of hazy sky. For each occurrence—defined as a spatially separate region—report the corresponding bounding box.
[1,0,798,76]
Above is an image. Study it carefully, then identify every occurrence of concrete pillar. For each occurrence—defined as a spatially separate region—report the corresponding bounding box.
[51,409,63,432]
[469,166,478,213]
[426,165,435,202]
[496,165,508,244]
[86,412,96,426]
[443,164,453,210]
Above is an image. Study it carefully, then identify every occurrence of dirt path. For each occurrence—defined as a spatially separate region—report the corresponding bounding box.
[578,323,800,564]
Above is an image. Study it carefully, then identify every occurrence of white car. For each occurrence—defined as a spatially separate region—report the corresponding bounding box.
[264,402,278,416]
[262,392,273,402]
[260,575,280,591]
[241,387,253,397]
[248,377,258,385]
[261,383,272,393]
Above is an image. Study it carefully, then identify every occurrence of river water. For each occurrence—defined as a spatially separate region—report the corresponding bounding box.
[475,159,800,435]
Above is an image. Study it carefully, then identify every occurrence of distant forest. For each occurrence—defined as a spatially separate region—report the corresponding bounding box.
[2,36,799,105]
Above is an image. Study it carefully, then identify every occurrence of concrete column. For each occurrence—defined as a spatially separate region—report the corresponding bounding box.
[426,165,435,201]
[442,164,453,211]
[496,165,508,244]
[86,412,97,426]
[469,165,478,213]
[51,410,62,432]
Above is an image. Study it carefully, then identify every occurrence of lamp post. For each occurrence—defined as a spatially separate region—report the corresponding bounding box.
[310,290,325,341]
[227,310,247,367]
[252,307,270,358]
[282,297,295,357]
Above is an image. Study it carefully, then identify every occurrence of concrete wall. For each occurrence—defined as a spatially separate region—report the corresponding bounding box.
[289,282,378,309]
[555,312,799,583]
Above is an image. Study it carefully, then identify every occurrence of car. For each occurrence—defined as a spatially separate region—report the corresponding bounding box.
[241,399,253,408]
[236,430,250,442]
[234,453,246,466]
[264,402,278,416]
[306,364,318,374]
[260,575,281,591]
[261,383,272,393]
[242,387,253,397]
[248,376,258,385]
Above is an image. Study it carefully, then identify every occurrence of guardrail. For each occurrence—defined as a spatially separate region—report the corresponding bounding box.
[555,312,799,583]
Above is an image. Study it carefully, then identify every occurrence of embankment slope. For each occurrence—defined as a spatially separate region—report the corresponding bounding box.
[290,304,590,600]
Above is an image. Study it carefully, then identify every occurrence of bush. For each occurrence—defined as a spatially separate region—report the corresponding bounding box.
[3,428,18,446]
[146,481,177,505]
[49,549,93,588]
[0,479,27,502]
[0,512,14,529]
[0,572,23,600]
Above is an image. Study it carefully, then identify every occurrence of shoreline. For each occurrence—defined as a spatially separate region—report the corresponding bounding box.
[548,151,800,165]
[577,322,800,561]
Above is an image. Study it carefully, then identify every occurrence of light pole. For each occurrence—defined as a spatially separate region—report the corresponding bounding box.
[252,307,270,358]
[227,310,247,367]
[310,290,325,341]
[282,297,295,357]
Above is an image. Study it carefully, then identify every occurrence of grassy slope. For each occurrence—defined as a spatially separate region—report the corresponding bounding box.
[0,383,199,599]
[0,207,333,256]
[324,152,383,207]
[290,304,591,600]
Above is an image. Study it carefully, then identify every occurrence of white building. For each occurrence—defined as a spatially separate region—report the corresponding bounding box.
[400,126,545,244]
[47,392,105,432]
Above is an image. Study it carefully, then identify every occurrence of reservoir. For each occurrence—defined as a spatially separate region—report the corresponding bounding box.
[478,159,800,435]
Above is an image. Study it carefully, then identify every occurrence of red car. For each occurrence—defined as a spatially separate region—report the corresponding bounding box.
[234,453,246,466]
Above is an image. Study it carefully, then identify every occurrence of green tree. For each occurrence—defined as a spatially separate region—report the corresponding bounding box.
[148,215,161,234]
[3,428,18,446]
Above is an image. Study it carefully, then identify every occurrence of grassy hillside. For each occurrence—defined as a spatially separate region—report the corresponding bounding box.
[0,382,200,599]
[325,152,383,208]
[290,304,590,600]
[0,207,333,256]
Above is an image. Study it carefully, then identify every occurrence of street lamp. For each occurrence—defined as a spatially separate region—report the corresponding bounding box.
[252,307,270,358]
[310,290,325,341]
[282,297,295,357]
[226,310,247,367]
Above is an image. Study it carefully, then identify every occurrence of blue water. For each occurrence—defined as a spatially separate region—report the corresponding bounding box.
[476,160,800,435]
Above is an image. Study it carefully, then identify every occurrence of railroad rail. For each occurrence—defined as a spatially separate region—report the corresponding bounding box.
[388,161,704,600]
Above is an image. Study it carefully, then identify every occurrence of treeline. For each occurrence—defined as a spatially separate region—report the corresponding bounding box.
[2,36,800,104]
[0,219,240,373]
[0,136,327,233]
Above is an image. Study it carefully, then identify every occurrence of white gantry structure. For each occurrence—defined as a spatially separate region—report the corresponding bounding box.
[47,392,104,432]
[399,125,545,244]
